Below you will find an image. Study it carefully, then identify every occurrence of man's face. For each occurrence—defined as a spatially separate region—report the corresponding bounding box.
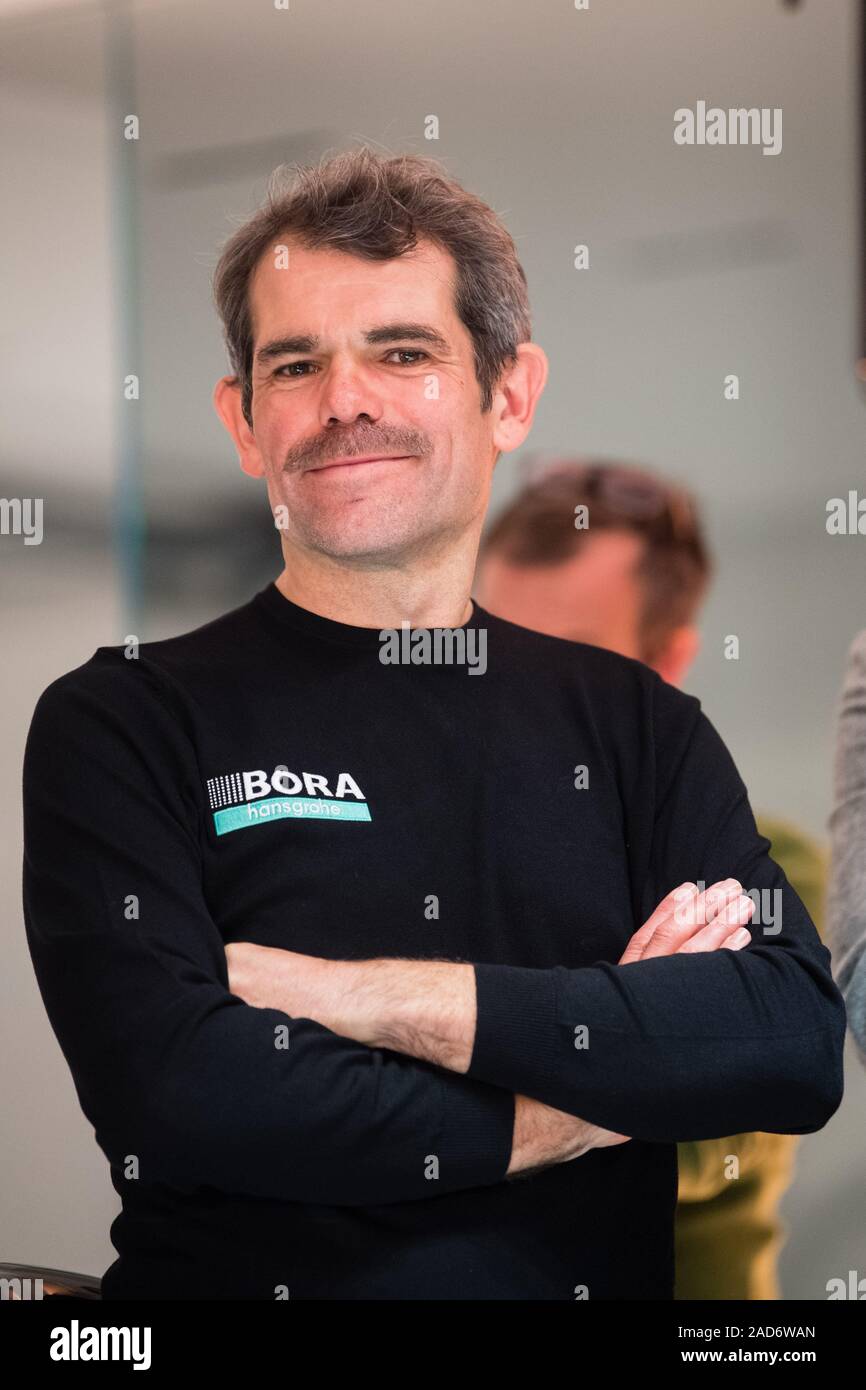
[477,529,701,687]
[476,531,647,657]
[234,236,502,565]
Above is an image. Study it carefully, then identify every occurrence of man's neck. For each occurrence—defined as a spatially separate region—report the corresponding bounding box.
[274,551,477,630]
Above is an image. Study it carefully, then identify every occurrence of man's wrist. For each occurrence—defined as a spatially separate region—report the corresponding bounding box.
[267,951,477,1070]
[274,954,416,1049]
[269,950,345,1029]
[507,1094,594,1177]
[373,960,476,1071]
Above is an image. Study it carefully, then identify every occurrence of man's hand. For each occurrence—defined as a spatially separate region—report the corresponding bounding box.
[619,877,754,964]
[508,879,755,1172]
[506,1094,633,1178]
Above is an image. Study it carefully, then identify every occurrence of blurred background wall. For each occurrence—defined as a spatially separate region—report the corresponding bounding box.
[2,0,864,1295]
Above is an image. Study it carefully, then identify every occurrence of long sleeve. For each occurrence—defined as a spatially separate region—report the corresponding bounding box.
[466,672,846,1142]
[22,654,515,1207]
[828,627,866,1066]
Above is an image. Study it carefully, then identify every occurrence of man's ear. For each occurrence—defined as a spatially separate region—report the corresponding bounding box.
[213,376,265,479]
[653,625,701,688]
[491,342,549,456]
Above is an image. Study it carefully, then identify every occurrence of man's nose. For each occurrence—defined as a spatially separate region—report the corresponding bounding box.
[317,358,384,426]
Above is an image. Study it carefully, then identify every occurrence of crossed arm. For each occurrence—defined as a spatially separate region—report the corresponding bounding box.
[227,879,756,1083]
[227,859,844,1146]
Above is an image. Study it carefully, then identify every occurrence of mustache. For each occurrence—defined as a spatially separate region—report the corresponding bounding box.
[284,425,430,472]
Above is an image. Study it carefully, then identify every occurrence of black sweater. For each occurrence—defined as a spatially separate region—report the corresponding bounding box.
[21,582,845,1300]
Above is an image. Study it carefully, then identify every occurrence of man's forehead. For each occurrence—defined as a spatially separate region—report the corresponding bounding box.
[249,236,457,336]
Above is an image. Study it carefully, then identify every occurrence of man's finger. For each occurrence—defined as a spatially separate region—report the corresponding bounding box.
[677,895,755,953]
[624,879,745,962]
[618,882,698,964]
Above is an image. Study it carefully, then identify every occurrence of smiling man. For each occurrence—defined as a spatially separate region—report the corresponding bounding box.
[22,147,844,1301]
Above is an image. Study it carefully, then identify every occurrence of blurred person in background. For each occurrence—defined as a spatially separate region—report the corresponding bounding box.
[475,458,829,1300]
[828,630,866,1068]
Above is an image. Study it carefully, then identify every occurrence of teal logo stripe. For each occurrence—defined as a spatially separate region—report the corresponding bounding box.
[214,796,372,836]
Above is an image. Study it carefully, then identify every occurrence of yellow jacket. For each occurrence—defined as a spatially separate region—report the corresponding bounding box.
[674,815,828,1300]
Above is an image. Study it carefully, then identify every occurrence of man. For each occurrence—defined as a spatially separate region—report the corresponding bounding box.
[23,148,844,1301]
[472,458,830,1299]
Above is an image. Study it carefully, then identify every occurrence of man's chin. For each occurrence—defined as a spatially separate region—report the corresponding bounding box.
[295,524,436,567]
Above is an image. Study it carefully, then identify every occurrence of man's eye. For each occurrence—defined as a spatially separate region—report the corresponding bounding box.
[385,349,429,365]
[274,362,315,378]
[273,350,428,378]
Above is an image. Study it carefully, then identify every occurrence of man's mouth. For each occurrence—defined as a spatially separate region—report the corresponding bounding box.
[307,455,412,474]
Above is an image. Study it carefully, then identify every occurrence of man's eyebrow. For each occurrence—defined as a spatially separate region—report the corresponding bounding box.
[255,322,450,365]
[364,323,450,352]
[256,334,318,363]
